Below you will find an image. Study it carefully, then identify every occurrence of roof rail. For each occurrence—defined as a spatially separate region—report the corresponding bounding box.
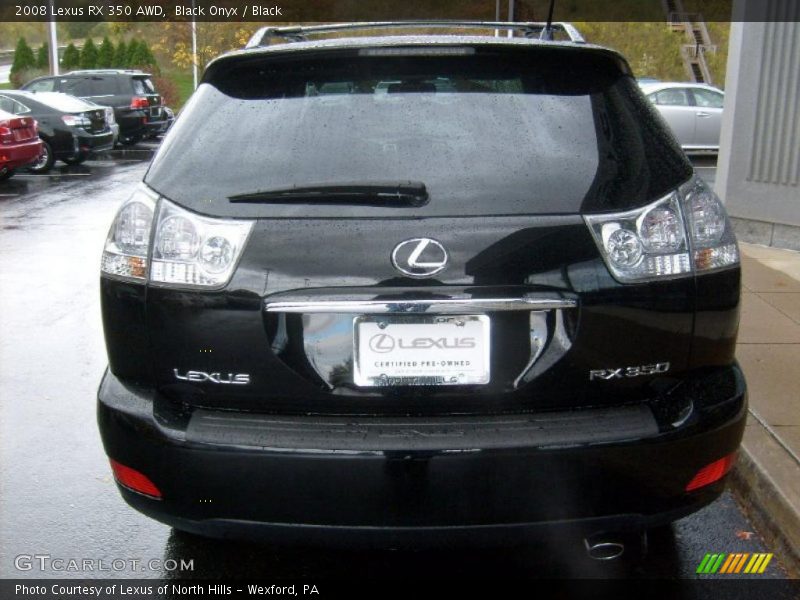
[245,21,585,49]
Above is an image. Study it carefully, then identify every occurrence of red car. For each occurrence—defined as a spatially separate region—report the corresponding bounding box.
[0,108,42,181]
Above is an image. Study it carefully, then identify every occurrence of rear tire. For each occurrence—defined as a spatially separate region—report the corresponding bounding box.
[118,133,142,146]
[27,141,55,174]
[62,151,89,166]
[0,167,14,181]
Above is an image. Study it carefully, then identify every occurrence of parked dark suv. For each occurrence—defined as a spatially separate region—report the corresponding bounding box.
[23,70,166,145]
[98,22,746,557]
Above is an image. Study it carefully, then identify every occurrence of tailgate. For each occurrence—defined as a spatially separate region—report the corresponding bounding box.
[145,216,694,415]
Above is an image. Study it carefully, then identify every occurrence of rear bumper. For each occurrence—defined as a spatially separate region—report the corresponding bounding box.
[1,138,42,170]
[52,130,114,159]
[118,111,167,137]
[98,365,747,544]
[75,130,114,155]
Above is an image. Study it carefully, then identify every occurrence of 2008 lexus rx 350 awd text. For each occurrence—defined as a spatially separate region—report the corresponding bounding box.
[97,22,746,554]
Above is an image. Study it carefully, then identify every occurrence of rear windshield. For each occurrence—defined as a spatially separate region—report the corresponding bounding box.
[132,78,156,94]
[59,77,119,97]
[146,47,691,218]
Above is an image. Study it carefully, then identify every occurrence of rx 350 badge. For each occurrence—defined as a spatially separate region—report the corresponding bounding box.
[590,363,671,381]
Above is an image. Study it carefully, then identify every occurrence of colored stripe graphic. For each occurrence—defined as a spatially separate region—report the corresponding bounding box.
[710,554,726,573]
[734,553,749,573]
[745,554,760,573]
[721,553,740,573]
[758,554,773,573]
[719,554,737,574]
[696,554,713,574]
[731,552,750,573]
[702,554,720,574]
[698,553,773,575]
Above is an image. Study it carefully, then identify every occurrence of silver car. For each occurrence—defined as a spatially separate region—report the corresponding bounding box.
[640,82,725,153]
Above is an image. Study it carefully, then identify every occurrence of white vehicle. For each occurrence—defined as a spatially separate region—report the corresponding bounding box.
[640,82,725,154]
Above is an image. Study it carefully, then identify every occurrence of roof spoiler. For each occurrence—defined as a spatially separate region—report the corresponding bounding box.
[245,21,585,49]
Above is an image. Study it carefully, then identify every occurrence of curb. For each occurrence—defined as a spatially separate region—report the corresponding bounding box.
[729,416,800,578]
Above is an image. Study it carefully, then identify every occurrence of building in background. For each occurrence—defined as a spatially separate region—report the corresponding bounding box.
[716,0,800,250]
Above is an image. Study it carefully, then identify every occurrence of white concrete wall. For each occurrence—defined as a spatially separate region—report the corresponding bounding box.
[716,0,800,247]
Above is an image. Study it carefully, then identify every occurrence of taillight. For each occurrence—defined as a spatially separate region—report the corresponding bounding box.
[681,178,739,272]
[0,121,12,144]
[101,185,157,282]
[109,459,162,499]
[685,453,737,492]
[62,114,91,128]
[151,198,253,288]
[101,186,254,289]
[585,175,739,283]
[130,96,149,109]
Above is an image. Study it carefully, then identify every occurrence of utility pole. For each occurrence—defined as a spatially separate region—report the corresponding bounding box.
[507,0,515,38]
[191,0,198,90]
[48,0,59,75]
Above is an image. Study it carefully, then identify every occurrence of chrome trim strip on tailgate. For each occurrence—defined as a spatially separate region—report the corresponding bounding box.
[265,295,577,314]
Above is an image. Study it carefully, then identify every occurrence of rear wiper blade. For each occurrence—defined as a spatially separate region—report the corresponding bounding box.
[229,181,429,207]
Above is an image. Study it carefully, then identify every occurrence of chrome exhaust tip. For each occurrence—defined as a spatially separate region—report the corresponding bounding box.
[584,537,626,561]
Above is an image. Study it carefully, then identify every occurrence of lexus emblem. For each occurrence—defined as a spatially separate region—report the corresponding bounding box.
[391,238,448,278]
[369,334,396,353]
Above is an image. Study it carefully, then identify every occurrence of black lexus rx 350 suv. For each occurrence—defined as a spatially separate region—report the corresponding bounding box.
[98,23,746,553]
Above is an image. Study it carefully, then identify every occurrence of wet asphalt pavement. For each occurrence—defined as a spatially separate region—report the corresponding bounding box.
[0,147,794,590]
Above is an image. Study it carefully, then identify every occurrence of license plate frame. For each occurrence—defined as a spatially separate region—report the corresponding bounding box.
[353,314,491,387]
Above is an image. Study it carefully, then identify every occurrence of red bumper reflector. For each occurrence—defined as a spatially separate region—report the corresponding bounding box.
[109,459,162,499]
[685,453,737,492]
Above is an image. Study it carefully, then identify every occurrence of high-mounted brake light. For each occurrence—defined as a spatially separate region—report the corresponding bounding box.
[585,176,739,283]
[130,96,149,109]
[685,453,736,492]
[359,47,475,57]
[109,459,162,499]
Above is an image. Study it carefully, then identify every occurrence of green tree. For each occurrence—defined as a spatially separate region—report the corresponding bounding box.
[97,37,115,69]
[80,38,98,69]
[36,43,49,70]
[10,37,36,77]
[113,39,128,68]
[140,40,157,71]
[61,43,80,70]
[128,39,156,70]
[126,39,142,67]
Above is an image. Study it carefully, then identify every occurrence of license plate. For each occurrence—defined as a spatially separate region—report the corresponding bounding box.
[12,128,33,142]
[353,315,490,387]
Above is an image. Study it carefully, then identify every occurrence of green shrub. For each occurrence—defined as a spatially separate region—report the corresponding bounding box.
[80,38,98,69]
[61,43,80,71]
[10,37,36,86]
[97,37,115,69]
